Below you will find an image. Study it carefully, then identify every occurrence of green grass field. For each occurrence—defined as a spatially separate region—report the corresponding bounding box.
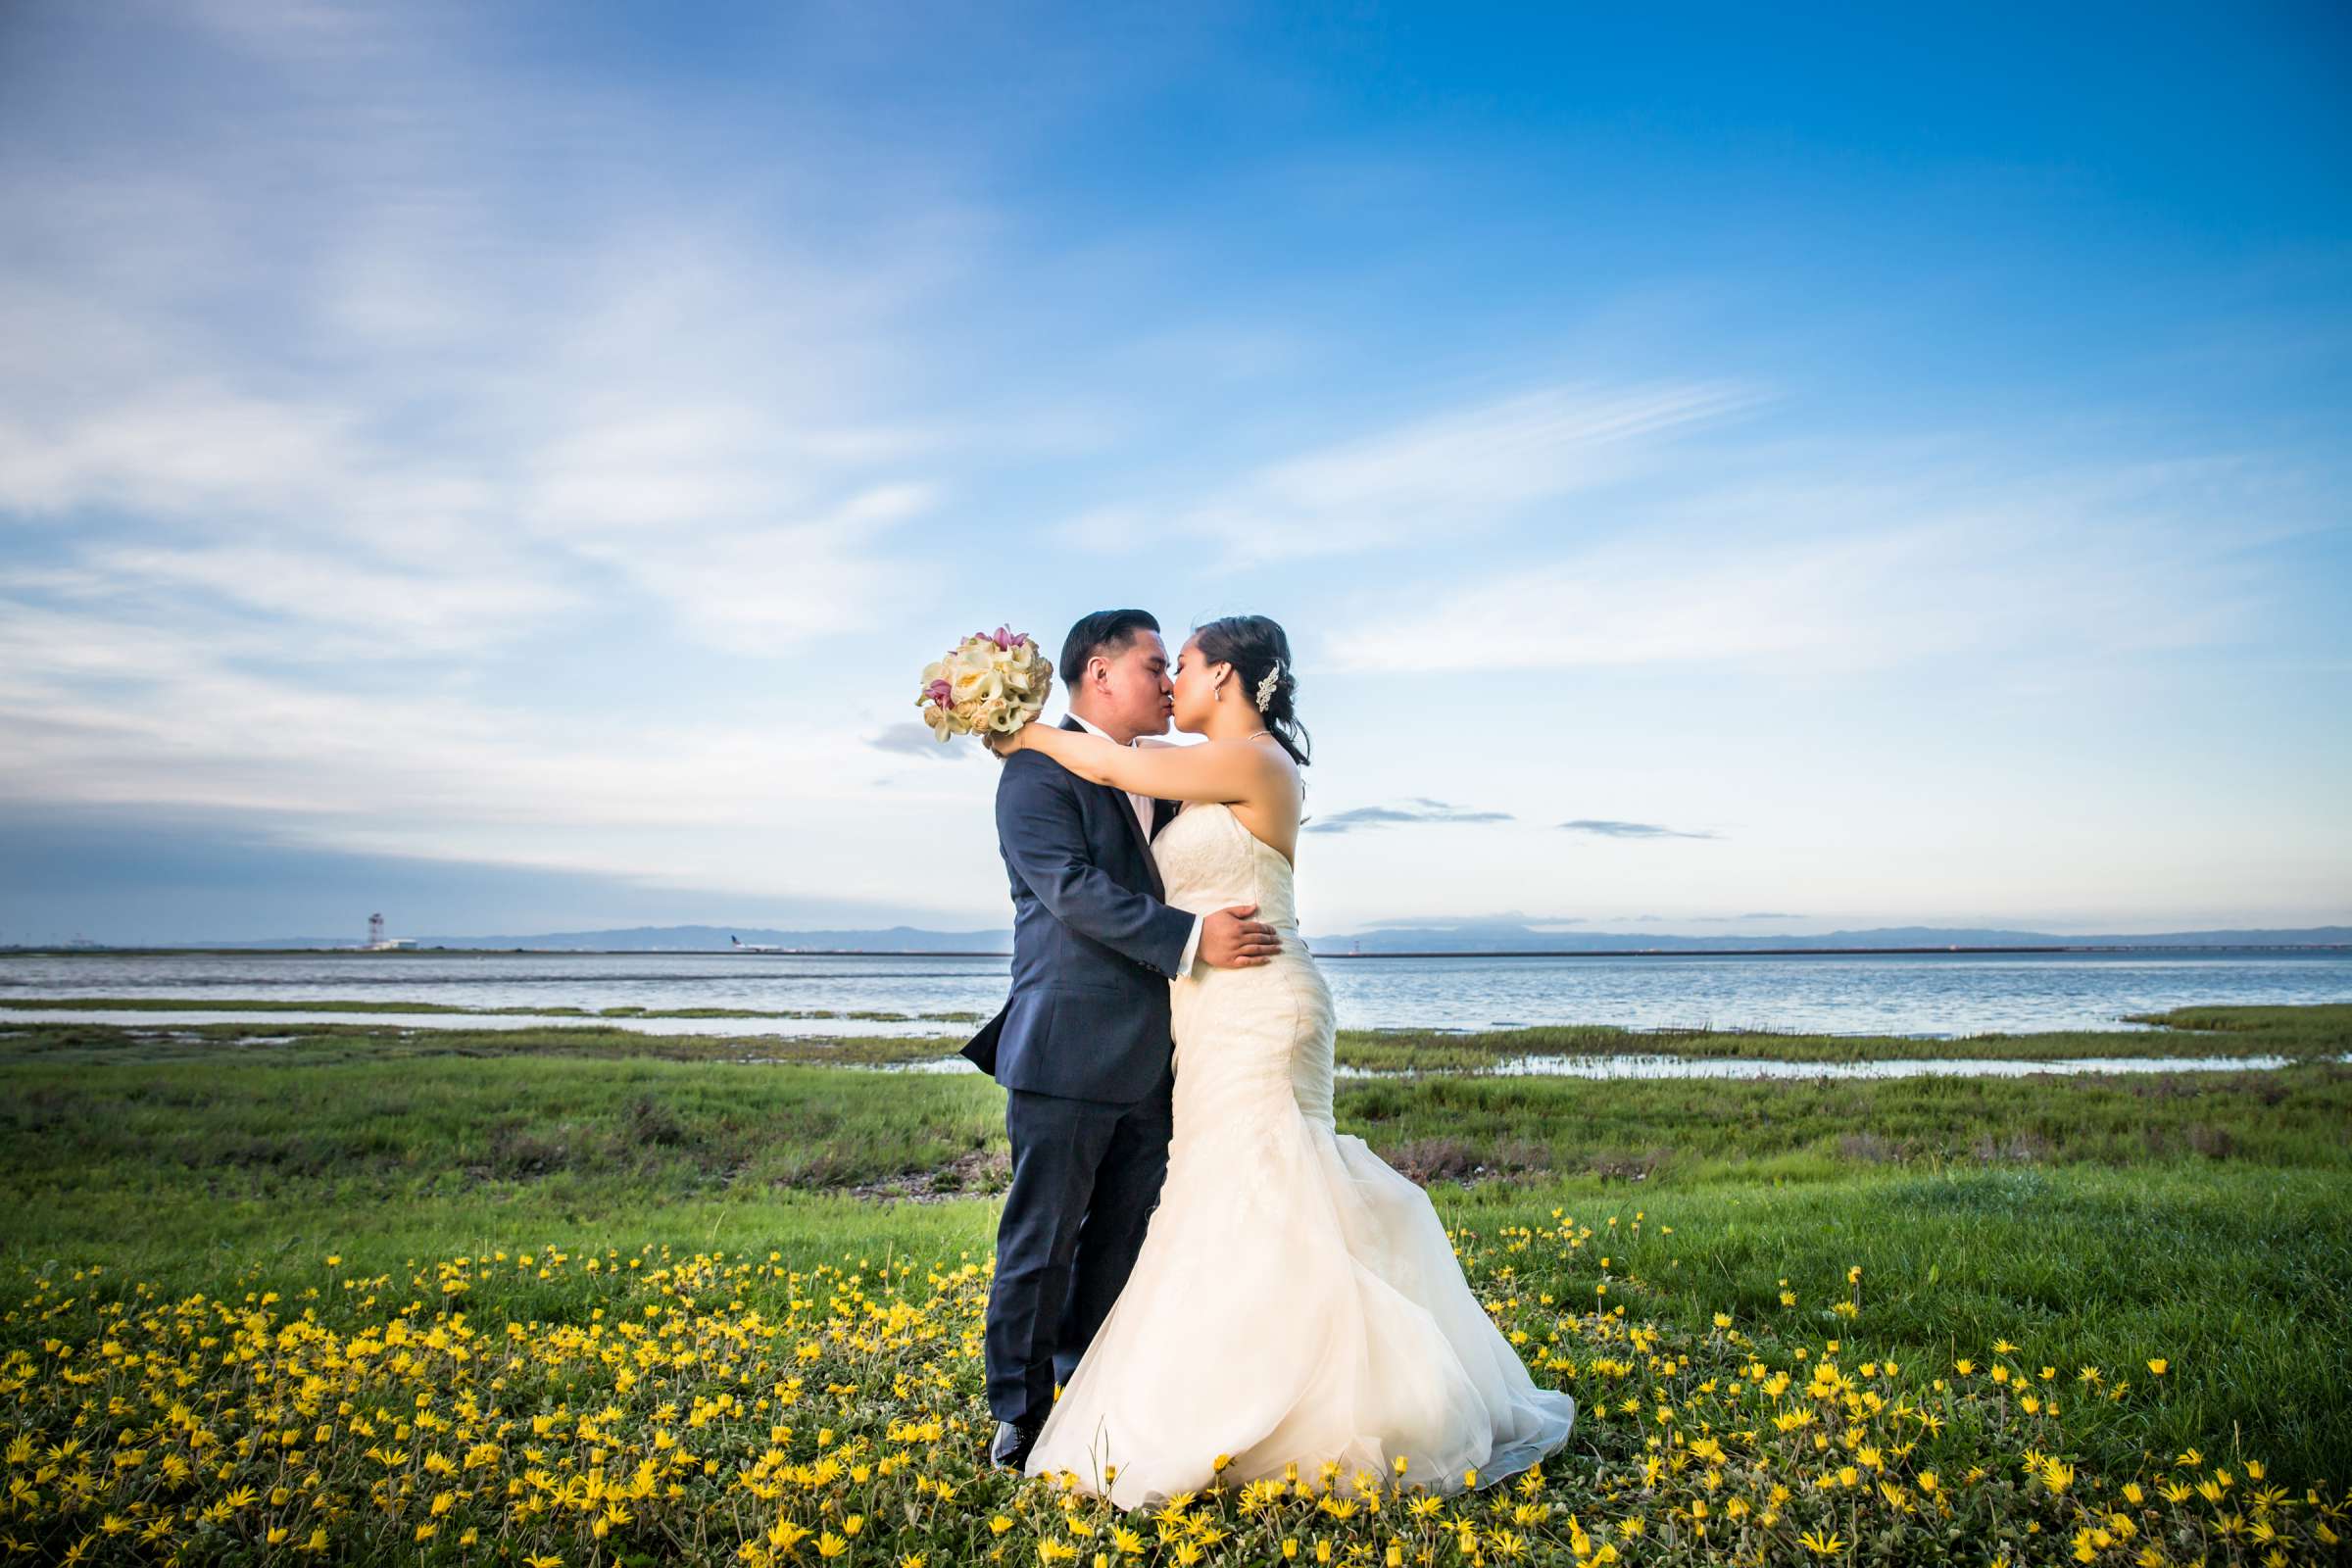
[2,1004,2347,1563]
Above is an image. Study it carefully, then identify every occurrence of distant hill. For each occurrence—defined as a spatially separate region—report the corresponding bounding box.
[162,924,1013,953]
[1310,922,2352,954]
[71,921,2352,954]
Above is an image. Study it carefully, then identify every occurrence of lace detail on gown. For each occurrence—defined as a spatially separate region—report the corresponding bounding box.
[1022,802,1577,1507]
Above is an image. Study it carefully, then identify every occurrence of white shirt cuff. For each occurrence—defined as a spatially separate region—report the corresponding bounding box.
[1177,914,1203,976]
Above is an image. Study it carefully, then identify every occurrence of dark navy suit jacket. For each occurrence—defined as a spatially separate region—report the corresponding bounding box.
[961,716,1193,1103]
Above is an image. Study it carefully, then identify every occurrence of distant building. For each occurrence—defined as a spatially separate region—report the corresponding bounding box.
[363,912,415,951]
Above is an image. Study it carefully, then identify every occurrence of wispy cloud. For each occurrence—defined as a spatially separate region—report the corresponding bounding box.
[1627,910,1809,922]
[1306,798,1515,834]
[1559,818,1721,840]
[1064,378,1763,564]
[1360,910,1589,929]
[1321,449,2291,675]
[1602,913,1818,924]
[866,724,975,762]
[0,0,1017,910]
[0,4,982,672]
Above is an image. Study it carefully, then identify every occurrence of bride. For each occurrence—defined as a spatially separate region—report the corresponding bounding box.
[985,613,1577,1509]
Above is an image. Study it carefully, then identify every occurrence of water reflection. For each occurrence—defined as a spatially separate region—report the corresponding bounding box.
[1405,1052,2343,1080]
[876,1053,2343,1080]
[3,948,2347,1038]
[0,1009,967,1038]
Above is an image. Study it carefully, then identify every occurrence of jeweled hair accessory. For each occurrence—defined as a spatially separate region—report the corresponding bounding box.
[1253,660,1283,710]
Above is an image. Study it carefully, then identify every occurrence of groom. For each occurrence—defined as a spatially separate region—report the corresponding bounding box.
[962,608,1280,1471]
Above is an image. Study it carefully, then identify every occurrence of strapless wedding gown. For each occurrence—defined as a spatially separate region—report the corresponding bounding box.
[1022,801,1577,1507]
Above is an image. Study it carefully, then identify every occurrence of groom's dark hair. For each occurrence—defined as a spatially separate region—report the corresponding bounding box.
[1060,609,1161,686]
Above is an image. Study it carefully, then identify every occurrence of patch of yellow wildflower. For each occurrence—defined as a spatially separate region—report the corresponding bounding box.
[0,1221,2341,1565]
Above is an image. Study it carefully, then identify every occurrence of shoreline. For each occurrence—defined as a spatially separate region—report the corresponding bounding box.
[7,941,2351,957]
[7,1002,2349,1068]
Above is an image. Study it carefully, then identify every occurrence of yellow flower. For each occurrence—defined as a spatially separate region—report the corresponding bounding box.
[1801,1529,1845,1555]
[2146,1358,2168,1376]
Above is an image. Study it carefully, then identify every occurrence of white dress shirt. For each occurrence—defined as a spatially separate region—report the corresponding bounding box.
[1071,711,1205,976]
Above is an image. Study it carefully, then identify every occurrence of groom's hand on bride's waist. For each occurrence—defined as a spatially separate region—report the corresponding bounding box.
[1200,904,1280,968]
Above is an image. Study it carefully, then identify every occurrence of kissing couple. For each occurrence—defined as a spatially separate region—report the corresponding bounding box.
[961,608,1576,1508]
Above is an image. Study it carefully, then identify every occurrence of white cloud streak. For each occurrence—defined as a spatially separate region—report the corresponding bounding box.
[0,1,1020,909]
[1064,378,1765,563]
[0,5,979,667]
[1324,454,2284,674]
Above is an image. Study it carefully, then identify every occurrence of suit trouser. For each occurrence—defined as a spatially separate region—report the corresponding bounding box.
[984,1070,1175,1426]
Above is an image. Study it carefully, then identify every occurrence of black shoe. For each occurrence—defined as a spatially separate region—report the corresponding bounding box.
[989,1419,1043,1471]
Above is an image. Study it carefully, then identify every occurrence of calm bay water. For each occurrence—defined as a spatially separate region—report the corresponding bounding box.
[3,948,2348,1038]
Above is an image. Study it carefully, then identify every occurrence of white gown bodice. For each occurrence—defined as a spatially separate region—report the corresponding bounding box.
[1152,802,1334,1132]
[1153,799,1301,933]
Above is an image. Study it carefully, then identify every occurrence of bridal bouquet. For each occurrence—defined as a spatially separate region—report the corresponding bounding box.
[917,625,1054,742]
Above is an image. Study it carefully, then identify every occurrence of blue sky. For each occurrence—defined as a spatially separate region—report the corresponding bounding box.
[1,0,2346,944]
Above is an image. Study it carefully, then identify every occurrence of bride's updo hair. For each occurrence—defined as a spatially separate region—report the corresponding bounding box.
[1194,613,1311,768]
